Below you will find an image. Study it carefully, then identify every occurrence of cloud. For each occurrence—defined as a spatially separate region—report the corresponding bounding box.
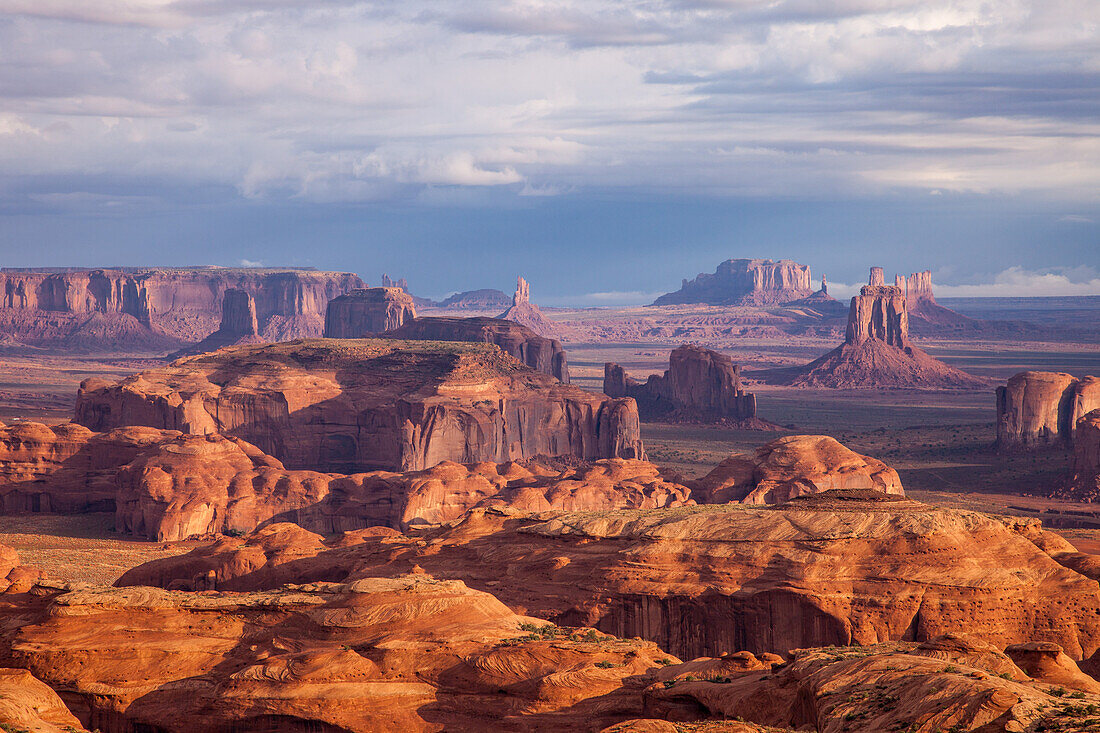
[239,258,264,267]
[0,0,1098,207]
[934,267,1100,298]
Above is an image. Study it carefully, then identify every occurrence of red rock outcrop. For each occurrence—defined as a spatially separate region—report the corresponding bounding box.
[604,345,763,425]
[496,276,562,339]
[74,339,644,473]
[384,316,569,382]
[0,576,673,732]
[692,435,903,504]
[0,267,363,350]
[168,288,266,357]
[765,269,987,389]
[996,371,1080,447]
[323,287,417,337]
[437,288,511,310]
[653,259,812,306]
[1063,409,1100,500]
[121,493,1100,668]
[903,269,979,333]
[0,668,89,732]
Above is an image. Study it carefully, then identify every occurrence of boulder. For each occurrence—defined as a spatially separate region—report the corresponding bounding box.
[692,435,904,504]
[384,316,569,382]
[74,339,644,473]
[323,287,417,337]
[652,258,813,306]
[603,345,762,424]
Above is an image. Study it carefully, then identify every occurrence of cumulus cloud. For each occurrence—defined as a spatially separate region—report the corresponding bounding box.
[0,0,1097,206]
[935,267,1100,298]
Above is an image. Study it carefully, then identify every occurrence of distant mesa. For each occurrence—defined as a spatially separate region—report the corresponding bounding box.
[604,344,772,426]
[169,288,265,358]
[437,288,512,310]
[997,371,1100,448]
[652,258,813,306]
[74,338,642,474]
[496,276,561,339]
[381,273,435,308]
[383,315,569,382]
[323,287,417,337]
[0,267,363,352]
[761,267,987,389]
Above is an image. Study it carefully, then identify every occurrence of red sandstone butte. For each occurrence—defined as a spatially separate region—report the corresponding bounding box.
[496,276,562,339]
[652,258,813,306]
[996,371,1100,448]
[323,286,417,337]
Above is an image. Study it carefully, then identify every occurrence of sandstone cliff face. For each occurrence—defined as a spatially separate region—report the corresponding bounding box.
[384,316,569,382]
[74,339,644,473]
[1065,409,1100,499]
[0,267,363,350]
[496,276,562,339]
[652,258,813,306]
[693,435,903,504]
[996,371,1080,447]
[169,288,266,357]
[766,269,986,389]
[323,287,417,337]
[604,345,760,424]
[121,494,1100,669]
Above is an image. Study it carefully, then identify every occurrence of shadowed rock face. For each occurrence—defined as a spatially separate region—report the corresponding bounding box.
[323,287,417,337]
[0,268,363,349]
[1066,410,1100,500]
[652,258,813,306]
[764,269,986,389]
[604,345,758,423]
[118,494,1100,669]
[169,288,266,357]
[997,371,1100,448]
[74,339,643,474]
[384,316,569,382]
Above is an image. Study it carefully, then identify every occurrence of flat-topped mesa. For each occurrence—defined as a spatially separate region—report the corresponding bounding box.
[0,267,363,349]
[604,344,760,424]
[846,283,910,348]
[652,258,813,306]
[323,287,417,337]
[436,288,511,310]
[496,276,560,339]
[996,371,1100,448]
[74,339,642,473]
[382,316,569,382]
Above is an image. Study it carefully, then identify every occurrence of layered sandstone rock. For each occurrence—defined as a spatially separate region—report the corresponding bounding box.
[0,267,363,350]
[437,288,512,310]
[1065,409,1100,499]
[765,269,987,389]
[996,371,1080,447]
[652,258,813,306]
[74,339,644,473]
[323,287,417,337]
[169,288,265,357]
[692,435,903,504]
[603,345,762,424]
[384,316,569,382]
[381,273,434,307]
[123,494,1100,667]
[903,269,978,333]
[0,668,89,732]
[497,276,561,339]
[2,576,672,732]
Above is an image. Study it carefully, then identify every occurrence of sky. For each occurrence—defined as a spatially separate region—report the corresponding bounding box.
[0,0,1097,304]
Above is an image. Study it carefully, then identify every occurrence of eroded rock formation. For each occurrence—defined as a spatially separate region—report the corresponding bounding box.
[996,372,1100,448]
[323,287,417,337]
[118,493,1100,669]
[384,316,569,382]
[0,267,363,350]
[169,288,265,357]
[603,345,762,424]
[496,276,561,339]
[74,339,643,473]
[902,269,978,333]
[764,268,987,389]
[652,258,813,306]
[692,435,903,504]
[1064,409,1100,500]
